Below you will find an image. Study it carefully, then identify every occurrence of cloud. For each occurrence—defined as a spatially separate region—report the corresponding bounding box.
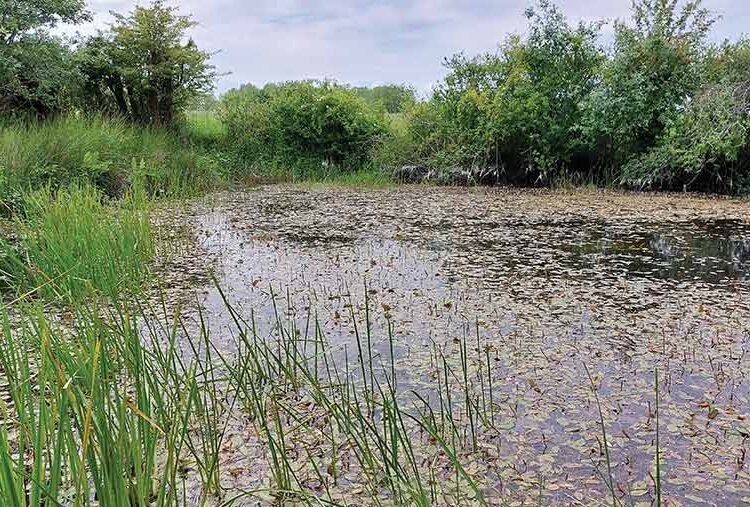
[72,0,749,94]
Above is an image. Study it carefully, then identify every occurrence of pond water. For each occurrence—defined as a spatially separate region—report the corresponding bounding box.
[171,185,750,505]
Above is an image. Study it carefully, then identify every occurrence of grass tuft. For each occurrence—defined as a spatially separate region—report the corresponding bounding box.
[0,185,154,303]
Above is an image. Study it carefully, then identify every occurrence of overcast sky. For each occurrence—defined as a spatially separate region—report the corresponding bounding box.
[69,0,750,95]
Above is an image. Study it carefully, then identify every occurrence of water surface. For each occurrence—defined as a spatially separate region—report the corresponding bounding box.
[170,186,750,505]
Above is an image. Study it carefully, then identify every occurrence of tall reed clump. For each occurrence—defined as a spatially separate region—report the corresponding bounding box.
[0,299,225,507]
[0,186,154,303]
[0,116,222,205]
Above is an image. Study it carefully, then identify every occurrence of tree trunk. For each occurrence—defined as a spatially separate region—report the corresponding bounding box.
[108,76,130,118]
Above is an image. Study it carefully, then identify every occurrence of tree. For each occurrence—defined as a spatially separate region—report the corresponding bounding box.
[582,0,716,171]
[354,85,416,113]
[0,0,90,116]
[78,1,215,126]
[619,37,750,191]
[407,1,603,182]
[0,0,88,46]
[621,82,750,190]
[487,1,604,179]
[74,35,129,116]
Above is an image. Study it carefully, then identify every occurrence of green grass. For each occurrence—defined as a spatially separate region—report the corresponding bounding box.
[0,186,154,303]
[181,108,398,186]
[292,167,393,186]
[183,111,227,149]
[0,116,222,206]
[0,115,225,305]
[0,283,492,506]
[229,161,395,186]
[0,300,200,507]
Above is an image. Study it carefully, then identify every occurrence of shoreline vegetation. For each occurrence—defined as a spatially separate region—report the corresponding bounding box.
[1,0,750,505]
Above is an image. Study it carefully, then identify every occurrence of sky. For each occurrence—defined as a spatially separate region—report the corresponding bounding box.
[67,0,750,95]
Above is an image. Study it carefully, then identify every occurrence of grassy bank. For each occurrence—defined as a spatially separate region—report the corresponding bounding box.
[0,116,213,307]
[0,116,223,208]
[183,108,393,185]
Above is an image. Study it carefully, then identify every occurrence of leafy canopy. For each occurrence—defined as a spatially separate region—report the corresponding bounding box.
[76,0,215,126]
[0,0,90,116]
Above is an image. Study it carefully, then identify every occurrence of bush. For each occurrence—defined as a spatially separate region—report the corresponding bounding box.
[375,0,750,192]
[386,1,603,184]
[219,81,387,176]
[580,0,714,175]
[621,82,750,191]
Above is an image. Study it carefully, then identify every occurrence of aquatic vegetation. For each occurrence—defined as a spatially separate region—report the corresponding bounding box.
[1,185,749,505]
[129,184,750,505]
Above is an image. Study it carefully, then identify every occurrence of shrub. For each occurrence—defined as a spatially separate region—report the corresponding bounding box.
[581,0,715,173]
[388,1,603,184]
[621,82,750,191]
[219,81,387,175]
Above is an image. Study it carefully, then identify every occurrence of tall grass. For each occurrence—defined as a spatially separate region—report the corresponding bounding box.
[0,301,197,507]
[0,116,222,205]
[213,285,490,505]
[178,111,396,186]
[182,112,227,151]
[0,282,497,505]
[0,186,154,303]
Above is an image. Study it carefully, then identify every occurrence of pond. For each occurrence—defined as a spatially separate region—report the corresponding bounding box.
[168,185,750,505]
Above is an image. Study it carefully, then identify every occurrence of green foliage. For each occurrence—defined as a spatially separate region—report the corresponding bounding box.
[0,299,211,506]
[0,0,89,117]
[613,26,750,191]
[488,1,603,180]
[220,81,387,175]
[354,84,416,113]
[621,81,750,191]
[0,186,153,302]
[396,1,602,182]
[76,0,215,126]
[0,0,88,40]
[182,110,226,151]
[0,116,221,202]
[383,0,750,192]
[582,0,716,169]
